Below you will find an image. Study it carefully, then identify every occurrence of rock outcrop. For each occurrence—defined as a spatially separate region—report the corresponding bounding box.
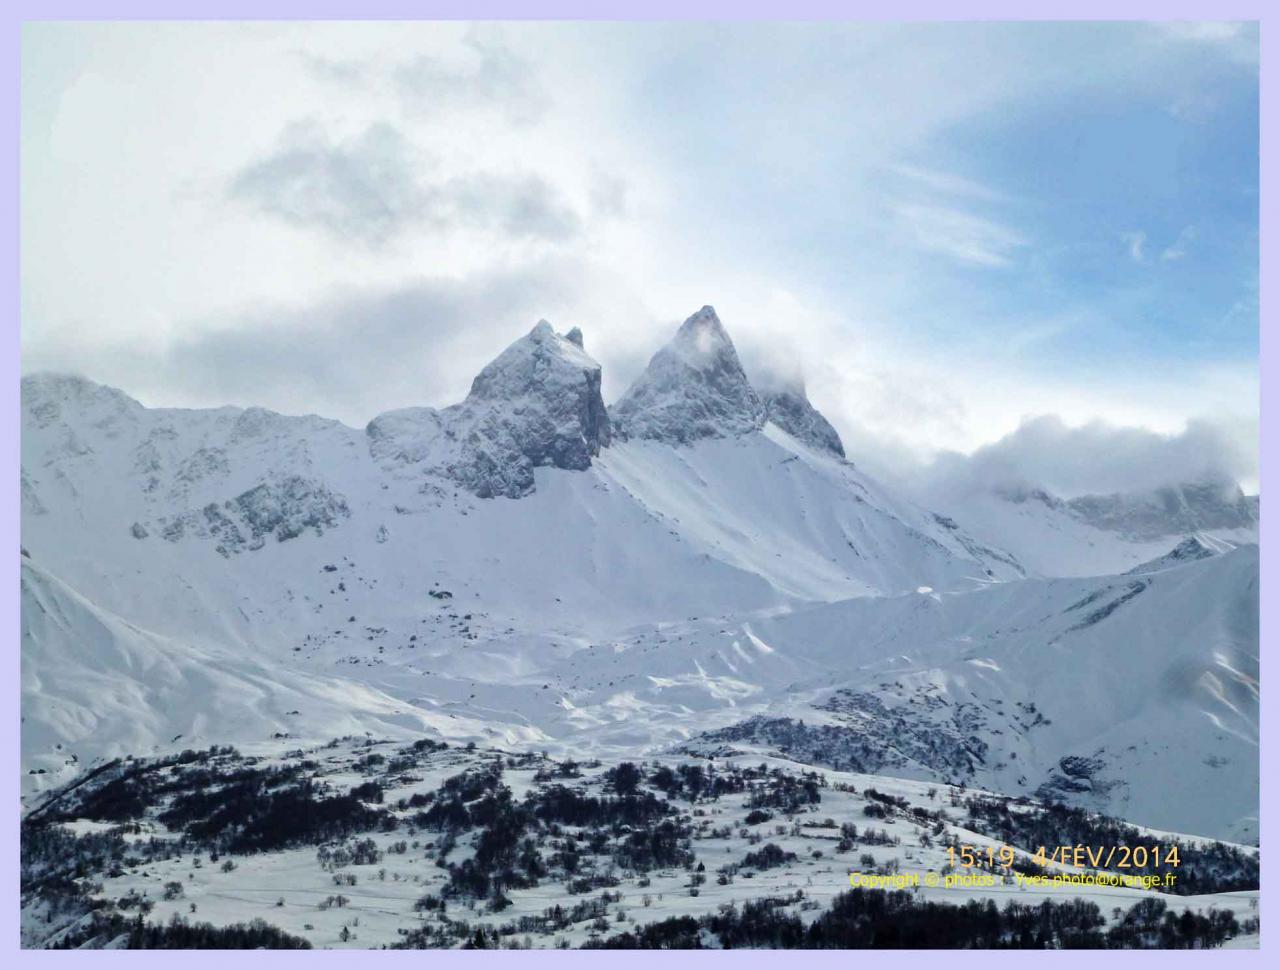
[761,383,845,458]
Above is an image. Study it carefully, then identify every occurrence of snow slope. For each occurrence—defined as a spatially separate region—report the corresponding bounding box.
[18,309,1259,845]
[21,557,539,787]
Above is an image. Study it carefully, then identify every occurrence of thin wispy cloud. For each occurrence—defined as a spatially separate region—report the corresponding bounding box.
[298,31,548,124]
[1161,225,1197,261]
[883,164,1026,268]
[1122,230,1149,264]
[894,202,1027,268]
[296,51,366,86]
[393,33,548,123]
[889,163,1014,204]
[1153,21,1259,66]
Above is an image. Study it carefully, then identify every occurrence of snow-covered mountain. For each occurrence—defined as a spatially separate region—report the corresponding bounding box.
[930,480,1258,578]
[1067,478,1258,539]
[19,307,1258,845]
[19,311,1020,640]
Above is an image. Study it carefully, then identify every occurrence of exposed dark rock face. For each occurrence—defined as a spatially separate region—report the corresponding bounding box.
[150,475,351,556]
[684,698,989,781]
[761,385,845,458]
[1063,580,1148,631]
[1035,753,1124,802]
[610,306,765,444]
[233,476,351,543]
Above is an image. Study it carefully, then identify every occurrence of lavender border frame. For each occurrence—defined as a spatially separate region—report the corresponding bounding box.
[3,1,1270,962]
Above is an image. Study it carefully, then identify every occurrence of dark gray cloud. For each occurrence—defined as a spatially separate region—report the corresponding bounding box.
[229,121,579,246]
[229,122,422,245]
[920,414,1257,498]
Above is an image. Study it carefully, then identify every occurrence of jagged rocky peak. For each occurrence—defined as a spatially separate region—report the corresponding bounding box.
[610,306,766,444]
[367,320,610,499]
[466,320,601,412]
[756,373,845,458]
[462,318,611,462]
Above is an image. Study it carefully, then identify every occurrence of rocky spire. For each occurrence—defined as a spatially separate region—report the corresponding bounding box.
[609,306,765,444]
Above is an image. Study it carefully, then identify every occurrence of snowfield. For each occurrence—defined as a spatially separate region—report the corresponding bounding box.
[20,308,1260,947]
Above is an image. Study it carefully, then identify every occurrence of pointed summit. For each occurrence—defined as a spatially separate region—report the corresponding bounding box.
[368,321,610,499]
[669,305,734,358]
[610,306,765,444]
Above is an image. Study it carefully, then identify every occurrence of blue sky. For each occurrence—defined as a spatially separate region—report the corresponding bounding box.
[21,21,1259,492]
[606,21,1258,367]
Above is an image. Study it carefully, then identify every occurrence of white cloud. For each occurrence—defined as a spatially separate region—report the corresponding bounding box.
[919,414,1257,499]
[887,163,1015,204]
[393,31,548,124]
[1161,225,1197,261]
[893,203,1026,268]
[1122,230,1148,263]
